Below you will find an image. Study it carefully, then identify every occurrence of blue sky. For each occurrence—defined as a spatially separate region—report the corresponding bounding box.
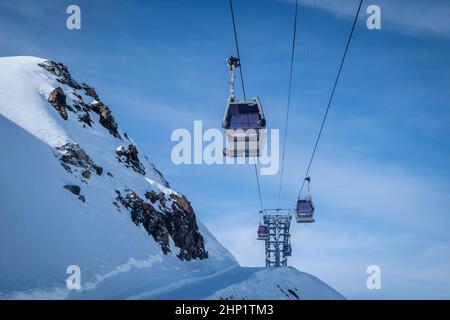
[1,0,450,299]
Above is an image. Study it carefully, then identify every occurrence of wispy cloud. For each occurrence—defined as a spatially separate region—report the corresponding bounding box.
[281,0,450,39]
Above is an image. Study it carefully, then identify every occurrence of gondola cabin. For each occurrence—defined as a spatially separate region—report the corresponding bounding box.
[222,96,266,157]
[284,243,292,256]
[295,195,315,223]
[257,224,269,240]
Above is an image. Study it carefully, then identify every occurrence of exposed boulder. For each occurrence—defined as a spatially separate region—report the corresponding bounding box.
[73,100,90,113]
[145,190,165,204]
[93,165,103,176]
[116,144,146,175]
[38,61,81,89]
[115,189,208,261]
[63,184,86,203]
[82,84,98,99]
[168,194,208,260]
[72,92,83,100]
[82,170,91,179]
[78,113,93,127]
[115,189,171,254]
[48,87,68,120]
[152,165,170,188]
[91,100,120,138]
[55,142,103,178]
[63,184,81,195]
[39,61,121,139]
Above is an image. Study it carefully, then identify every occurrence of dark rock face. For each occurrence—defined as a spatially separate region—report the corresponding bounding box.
[38,60,121,139]
[116,144,146,175]
[167,194,208,260]
[82,170,91,179]
[55,142,103,178]
[48,87,68,120]
[91,100,120,138]
[78,113,93,127]
[94,166,103,175]
[145,190,165,203]
[115,189,208,261]
[73,99,90,113]
[82,84,98,99]
[38,61,81,89]
[151,165,170,188]
[39,60,208,261]
[116,190,171,254]
[63,184,86,202]
[64,184,81,195]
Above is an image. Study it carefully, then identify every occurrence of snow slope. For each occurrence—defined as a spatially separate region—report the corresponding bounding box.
[206,267,344,300]
[129,267,343,300]
[0,56,343,300]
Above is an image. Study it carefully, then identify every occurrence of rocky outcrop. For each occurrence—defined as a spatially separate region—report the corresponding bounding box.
[91,100,120,138]
[78,113,93,127]
[116,144,146,175]
[38,59,207,262]
[115,189,208,261]
[64,184,81,195]
[48,87,68,120]
[82,170,91,179]
[55,142,103,177]
[166,194,208,260]
[38,61,81,89]
[63,184,85,202]
[72,99,90,113]
[151,164,170,188]
[82,84,98,99]
[115,189,171,254]
[145,190,165,203]
[38,61,121,139]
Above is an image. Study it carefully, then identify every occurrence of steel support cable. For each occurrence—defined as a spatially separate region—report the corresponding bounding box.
[285,0,316,206]
[229,0,246,101]
[277,0,299,207]
[229,0,264,210]
[296,0,364,200]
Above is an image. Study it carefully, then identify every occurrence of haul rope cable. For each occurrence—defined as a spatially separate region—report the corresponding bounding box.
[229,0,264,211]
[277,0,299,208]
[296,0,364,203]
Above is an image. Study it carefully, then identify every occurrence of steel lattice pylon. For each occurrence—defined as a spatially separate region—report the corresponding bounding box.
[263,209,292,267]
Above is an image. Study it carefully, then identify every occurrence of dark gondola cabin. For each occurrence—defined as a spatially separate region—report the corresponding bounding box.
[284,243,292,256]
[222,56,266,157]
[257,224,269,240]
[222,96,266,157]
[295,195,315,223]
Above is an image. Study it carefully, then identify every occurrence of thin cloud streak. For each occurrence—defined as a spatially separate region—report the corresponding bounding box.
[280,0,450,39]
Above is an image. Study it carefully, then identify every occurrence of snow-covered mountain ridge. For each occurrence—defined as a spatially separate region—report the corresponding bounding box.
[0,56,343,300]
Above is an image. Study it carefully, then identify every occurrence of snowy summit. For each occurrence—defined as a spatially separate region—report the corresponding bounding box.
[0,56,343,300]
